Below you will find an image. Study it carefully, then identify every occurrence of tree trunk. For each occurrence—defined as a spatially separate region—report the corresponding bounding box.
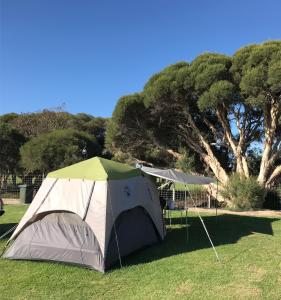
[202,154,229,185]
[266,165,281,188]
[216,108,250,178]
[258,96,280,187]
[185,115,229,184]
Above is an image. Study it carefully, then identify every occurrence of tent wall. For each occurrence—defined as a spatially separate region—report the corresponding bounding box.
[9,177,58,241]
[103,176,164,255]
[4,212,105,272]
[105,206,160,269]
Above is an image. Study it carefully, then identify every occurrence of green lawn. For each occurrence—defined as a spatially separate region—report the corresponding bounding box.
[1,205,281,299]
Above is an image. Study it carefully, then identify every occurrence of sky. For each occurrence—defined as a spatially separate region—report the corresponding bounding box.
[0,0,280,118]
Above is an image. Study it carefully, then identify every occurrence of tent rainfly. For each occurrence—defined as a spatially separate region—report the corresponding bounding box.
[3,157,165,272]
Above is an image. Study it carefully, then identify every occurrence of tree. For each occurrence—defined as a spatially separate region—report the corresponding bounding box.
[68,114,108,149]
[231,41,281,187]
[0,122,26,174]
[20,129,101,173]
[107,41,281,187]
[105,94,175,166]
[1,110,108,154]
[8,110,72,139]
[0,122,26,189]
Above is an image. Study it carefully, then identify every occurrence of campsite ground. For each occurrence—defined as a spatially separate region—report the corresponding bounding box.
[1,205,281,299]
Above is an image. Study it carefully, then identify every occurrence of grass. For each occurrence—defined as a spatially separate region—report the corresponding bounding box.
[1,205,281,299]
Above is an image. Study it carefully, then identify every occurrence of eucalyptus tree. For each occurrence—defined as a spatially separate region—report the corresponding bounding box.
[231,41,281,187]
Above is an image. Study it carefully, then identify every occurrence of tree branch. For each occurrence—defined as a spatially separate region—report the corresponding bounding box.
[266,164,281,187]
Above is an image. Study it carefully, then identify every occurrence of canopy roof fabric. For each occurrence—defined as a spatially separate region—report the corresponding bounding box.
[141,166,215,185]
[48,157,141,181]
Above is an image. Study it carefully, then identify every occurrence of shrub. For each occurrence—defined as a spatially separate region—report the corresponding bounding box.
[222,174,265,210]
[263,188,281,210]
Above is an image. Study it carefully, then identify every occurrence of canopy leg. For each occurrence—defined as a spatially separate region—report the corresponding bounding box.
[188,186,220,262]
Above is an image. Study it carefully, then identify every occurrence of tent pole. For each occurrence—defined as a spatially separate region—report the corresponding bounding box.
[187,186,220,262]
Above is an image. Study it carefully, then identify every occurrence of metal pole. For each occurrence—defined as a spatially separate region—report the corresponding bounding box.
[187,186,220,262]
[216,180,219,218]
[185,185,188,243]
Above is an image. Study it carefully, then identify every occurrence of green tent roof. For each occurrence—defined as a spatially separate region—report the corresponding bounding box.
[47,157,141,181]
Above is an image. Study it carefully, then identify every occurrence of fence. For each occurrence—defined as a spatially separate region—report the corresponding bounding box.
[0,174,44,201]
[1,174,280,209]
[158,180,219,209]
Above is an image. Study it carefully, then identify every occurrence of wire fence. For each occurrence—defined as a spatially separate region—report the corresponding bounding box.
[1,173,217,208]
[158,180,219,209]
[1,174,280,210]
[0,174,45,201]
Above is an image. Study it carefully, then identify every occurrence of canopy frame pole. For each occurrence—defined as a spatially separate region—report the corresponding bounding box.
[184,185,188,243]
[216,180,219,218]
[186,185,220,263]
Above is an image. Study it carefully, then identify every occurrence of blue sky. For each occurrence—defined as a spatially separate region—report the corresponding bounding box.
[0,0,280,117]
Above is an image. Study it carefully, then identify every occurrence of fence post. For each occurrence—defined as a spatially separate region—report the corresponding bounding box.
[208,194,211,208]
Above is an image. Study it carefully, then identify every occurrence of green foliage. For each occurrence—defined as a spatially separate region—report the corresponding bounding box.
[263,188,281,210]
[8,110,72,139]
[0,122,26,173]
[198,80,236,110]
[175,152,196,173]
[20,129,101,173]
[222,175,265,210]
[105,93,151,160]
[232,41,281,107]
[0,109,109,173]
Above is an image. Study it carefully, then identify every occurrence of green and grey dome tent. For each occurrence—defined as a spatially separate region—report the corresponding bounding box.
[3,157,165,272]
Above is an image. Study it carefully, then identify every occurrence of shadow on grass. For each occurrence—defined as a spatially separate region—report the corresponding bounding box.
[121,214,280,268]
[0,223,17,239]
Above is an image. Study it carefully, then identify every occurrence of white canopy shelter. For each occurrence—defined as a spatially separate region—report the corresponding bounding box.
[141,166,216,185]
[141,165,220,262]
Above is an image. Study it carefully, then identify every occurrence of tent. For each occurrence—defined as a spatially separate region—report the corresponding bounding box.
[3,157,165,272]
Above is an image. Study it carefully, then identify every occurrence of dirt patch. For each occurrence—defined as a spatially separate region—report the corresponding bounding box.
[215,283,262,299]
[175,280,194,296]
[2,198,21,205]
[188,208,281,218]
[248,265,267,282]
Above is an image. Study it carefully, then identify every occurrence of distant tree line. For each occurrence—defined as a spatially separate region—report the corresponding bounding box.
[0,110,108,178]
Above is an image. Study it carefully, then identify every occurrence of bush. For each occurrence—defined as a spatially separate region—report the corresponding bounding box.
[222,175,265,210]
[263,188,281,210]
